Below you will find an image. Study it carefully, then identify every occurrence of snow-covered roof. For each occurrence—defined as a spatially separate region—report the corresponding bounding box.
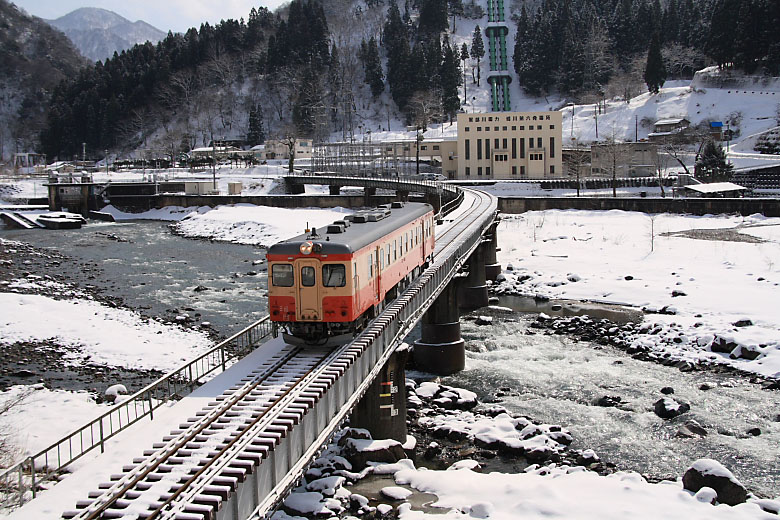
[250,145,265,151]
[655,118,689,126]
[684,182,746,194]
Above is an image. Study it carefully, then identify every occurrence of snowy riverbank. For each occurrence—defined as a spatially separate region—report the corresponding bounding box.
[494,210,780,380]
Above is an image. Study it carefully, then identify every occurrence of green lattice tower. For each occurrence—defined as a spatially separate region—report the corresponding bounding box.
[485,0,511,110]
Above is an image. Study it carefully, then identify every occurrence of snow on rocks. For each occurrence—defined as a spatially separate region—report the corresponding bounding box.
[380,486,412,501]
[103,383,127,403]
[653,397,691,419]
[682,459,749,506]
[409,381,580,467]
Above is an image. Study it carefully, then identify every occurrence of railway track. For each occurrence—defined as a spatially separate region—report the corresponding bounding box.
[61,188,497,520]
[63,341,360,519]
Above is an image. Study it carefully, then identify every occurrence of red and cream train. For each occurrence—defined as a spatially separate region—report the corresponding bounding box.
[266,202,435,344]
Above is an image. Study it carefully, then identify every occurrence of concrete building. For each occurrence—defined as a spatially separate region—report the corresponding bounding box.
[456,112,563,180]
[590,141,658,177]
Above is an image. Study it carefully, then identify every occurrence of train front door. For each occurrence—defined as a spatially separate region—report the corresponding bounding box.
[295,259,321,321]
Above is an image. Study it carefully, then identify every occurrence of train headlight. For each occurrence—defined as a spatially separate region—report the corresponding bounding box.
[300,241,314,255]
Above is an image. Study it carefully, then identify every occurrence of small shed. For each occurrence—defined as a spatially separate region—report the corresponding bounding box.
[654,118,690,133]
[683,182,748,198]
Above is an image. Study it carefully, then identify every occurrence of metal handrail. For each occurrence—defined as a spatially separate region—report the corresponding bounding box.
[0,316,273,510]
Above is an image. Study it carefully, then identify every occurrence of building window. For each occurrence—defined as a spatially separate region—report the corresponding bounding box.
[494,138,499,149]
[485,139,490,159]
[494,126,499,131]
[477,126,482,131]
[421,145,427,150]
[529,138,534,149]
[465,139,470,160]
[550,137,555,158]
[537,137,543,148]
[512,138,517,159]
[486,167,491,176]
[477,139,482,160]
[550,165,555,174]
[520,137,525,158]
[502,138,508,149]
[520,126,525,130]
[478,167,482,175]
[503,126,507,131]
[537,125,542,130]
[512,165,517,175]
[512,126,516,131]
[465,127,470,132]
[550,125,555,130]
[433,145,439,150]
[465,166,471,176]
[520,165,525,176]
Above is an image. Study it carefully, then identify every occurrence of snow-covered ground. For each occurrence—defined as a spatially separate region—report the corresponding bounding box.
[494,210,780,379]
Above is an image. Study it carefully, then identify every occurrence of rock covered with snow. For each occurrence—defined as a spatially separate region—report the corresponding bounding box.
[653,397,690,419]
[682,458,748,506]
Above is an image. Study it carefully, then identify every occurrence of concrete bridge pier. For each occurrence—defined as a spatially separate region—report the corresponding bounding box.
[364,187,376,205]
[350,348,409,442]
[458,243,489,310]
[329,185,341,195]
[483,220,501,282]
[412,280,465,375]
[397,190,409,202]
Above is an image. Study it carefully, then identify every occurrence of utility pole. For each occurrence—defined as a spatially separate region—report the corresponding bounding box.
[635,115,638,142]
[595,108,599,139]
[82,142,86,163]
[105,150,109,175]
[416,127,422,176]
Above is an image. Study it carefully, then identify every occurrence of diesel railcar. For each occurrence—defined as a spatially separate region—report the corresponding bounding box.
[266,202,436,345]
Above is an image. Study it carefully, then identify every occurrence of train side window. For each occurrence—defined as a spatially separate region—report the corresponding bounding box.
[386,245,390,265]
[322,264,346,287]
[272,264,294,287]
[301,266,315,287]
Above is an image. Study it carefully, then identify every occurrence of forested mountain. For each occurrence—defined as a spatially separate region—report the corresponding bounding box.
[514,0,780,98]
[47,7,166,63]
[33,0,780,161]
[0,0,86,161]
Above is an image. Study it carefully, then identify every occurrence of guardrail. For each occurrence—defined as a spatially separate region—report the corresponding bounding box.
[251,189,498,518]
[0,316,273,510]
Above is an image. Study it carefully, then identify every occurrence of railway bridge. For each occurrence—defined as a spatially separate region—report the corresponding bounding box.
[4,182,499,520]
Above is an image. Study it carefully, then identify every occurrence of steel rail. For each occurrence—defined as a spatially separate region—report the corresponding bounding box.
[71,345,305,520]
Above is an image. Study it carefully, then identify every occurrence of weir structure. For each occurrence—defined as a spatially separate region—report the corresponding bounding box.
[485,0,513,111]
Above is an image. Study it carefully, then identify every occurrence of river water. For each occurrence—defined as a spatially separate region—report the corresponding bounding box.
[3,221,778,498]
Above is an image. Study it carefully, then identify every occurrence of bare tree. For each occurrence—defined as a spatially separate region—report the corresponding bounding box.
[598,133,632,197]
[565,146,590,197]
[407,90,443,132]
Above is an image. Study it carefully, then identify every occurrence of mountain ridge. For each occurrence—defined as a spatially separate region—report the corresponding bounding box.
[47,7,166,62]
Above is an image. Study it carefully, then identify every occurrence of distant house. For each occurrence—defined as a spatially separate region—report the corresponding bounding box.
[261,139,313,160]
[648,118,690,142]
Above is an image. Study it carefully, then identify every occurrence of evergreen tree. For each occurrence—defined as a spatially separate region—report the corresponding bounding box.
[419,0,449,34]
[644,33,666,94]
[440,39,461,120]
[695,140,733,181]
[363,37,385,97]
[247,104,265,144]
[470,26,485,86]
[460,42,469,102]
[706,0,738,67]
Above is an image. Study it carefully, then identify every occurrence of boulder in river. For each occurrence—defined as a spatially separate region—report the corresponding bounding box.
[653,397,690,419]
[682,459,748,506]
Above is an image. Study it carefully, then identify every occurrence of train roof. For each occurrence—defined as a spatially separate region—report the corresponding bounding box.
[267,202,433,257]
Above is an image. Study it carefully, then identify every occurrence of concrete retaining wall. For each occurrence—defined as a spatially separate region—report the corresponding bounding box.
[498,197,780,216]
[108,194,407,212]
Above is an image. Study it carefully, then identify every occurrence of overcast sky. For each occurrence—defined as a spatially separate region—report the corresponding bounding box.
[13,0,287,33]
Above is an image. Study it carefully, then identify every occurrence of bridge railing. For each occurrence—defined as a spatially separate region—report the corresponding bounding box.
[0,316,273,510]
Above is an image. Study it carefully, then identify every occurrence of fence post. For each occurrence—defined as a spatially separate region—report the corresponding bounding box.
[99,419,105,453]
[148,391,154,420]
[17,464,23,508]
[221,347,226,371]
[29,457,35,499]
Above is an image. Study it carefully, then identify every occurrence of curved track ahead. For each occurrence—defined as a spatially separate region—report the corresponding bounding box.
[64,188,497,520]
